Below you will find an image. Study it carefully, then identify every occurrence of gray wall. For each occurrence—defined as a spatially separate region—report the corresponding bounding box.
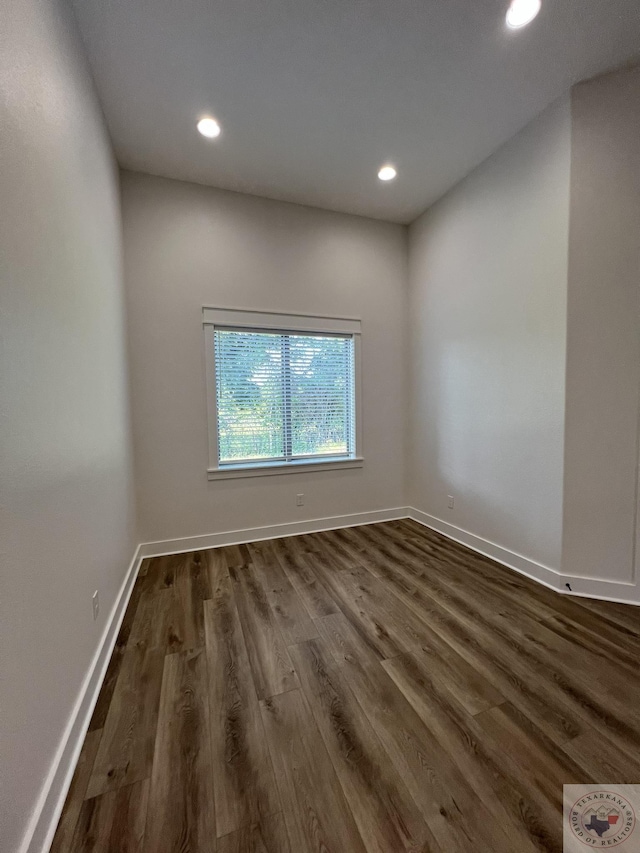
[0,1,137,850]
[4,17,640,848]
[562,66,640,585]
[407,97,571,570]
[120,171,408,544]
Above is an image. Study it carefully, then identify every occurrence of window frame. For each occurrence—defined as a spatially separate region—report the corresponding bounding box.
[203,307,363,480]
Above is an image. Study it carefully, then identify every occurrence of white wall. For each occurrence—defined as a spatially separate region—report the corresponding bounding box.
[3,33,638,850]
[0,1,137,850]
[120,171,407,544]
[407,97,571,571]
[562,66,640,587]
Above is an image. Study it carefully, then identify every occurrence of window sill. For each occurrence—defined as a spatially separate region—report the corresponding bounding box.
[207,456,364,480]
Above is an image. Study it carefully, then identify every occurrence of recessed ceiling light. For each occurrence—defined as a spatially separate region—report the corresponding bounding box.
[378,165,397,181]
[506,0,541,29]
[197,116,221,138]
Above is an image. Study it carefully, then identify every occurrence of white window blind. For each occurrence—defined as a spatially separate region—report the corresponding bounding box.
[214,328,356,466]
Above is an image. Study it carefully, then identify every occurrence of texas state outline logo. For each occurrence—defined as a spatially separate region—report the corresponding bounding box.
[564,786,638,850]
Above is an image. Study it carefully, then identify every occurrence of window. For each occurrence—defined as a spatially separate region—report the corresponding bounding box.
[203,308,362,478]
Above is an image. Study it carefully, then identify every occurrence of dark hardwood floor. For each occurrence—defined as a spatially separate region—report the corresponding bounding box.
[50,519,640,852]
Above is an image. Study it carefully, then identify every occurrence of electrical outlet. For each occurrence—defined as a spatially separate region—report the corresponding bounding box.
[447,495,454,509]
[296,494,304,507]
[92,590,100,621]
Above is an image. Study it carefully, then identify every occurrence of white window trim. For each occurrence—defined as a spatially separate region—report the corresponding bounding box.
[203,307,363,480]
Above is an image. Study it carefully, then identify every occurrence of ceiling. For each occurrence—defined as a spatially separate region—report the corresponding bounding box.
[71,0,640,223]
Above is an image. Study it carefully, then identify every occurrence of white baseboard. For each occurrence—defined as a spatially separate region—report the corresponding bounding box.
[24,508,404,853]
[407,507,640,607]
[21,546,143,853]
[139,507,409,558]
[23,504,640,853]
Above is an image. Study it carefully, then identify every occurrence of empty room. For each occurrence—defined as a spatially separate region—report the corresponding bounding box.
[3,0,640,851]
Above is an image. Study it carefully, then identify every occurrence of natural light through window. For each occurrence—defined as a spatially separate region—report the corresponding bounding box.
[203,308,362,478]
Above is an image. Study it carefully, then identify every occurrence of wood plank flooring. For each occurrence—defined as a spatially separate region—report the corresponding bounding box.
[51,520,640,852]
